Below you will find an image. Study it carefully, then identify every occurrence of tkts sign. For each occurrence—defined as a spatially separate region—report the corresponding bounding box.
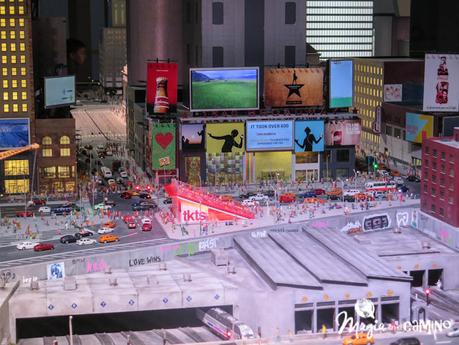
[180,201,209,223]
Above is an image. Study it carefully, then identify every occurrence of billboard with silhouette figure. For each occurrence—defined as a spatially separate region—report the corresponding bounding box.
[294,121,324,153]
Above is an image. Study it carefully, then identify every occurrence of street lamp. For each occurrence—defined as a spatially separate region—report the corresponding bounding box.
[337,178,345,203]
[69,315,74,345]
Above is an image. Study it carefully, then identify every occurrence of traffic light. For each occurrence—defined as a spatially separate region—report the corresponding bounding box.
[425,288,431,305]
[373,162,379,170]
[226,330,232,339]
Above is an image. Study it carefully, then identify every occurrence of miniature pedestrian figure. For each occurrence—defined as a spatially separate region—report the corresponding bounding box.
[321,324,327,339]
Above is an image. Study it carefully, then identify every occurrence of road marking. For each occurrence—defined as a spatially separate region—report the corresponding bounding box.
[436,341,451,344]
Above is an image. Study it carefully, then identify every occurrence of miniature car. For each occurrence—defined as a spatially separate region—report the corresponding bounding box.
[77,238,97,246]
[74,229,94,239]
[97,227,114,234]
[94,203,112,211]
[16,211,33,217]
[33,243,55,252]
[103,221,117,228]
[98,234,119,243]
[142,223,152,231]
[16,241,39,250]
[128,221,136,229]
[60,235,77,244]
[342,333,374,345]
[279,193,296,203]
[38,206,51,214]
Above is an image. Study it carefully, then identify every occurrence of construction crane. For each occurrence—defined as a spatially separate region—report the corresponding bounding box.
[0,143,40,161]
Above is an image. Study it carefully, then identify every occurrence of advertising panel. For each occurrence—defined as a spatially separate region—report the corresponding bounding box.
[383,84,403,102]
[264,67,323,107]
[255,151,292,181]
[423,54,459,112]
[184,156,201,186]
[329,60,353,108]
[206,123,245,154]
[246,120,294,151]
[443,116,459,136]
[325,120,361,146]
[405,113,433,143]
[294,121,324,152]
[190,67,259,111]
[146,62,178,114]
[0,118,30,149]
[47,262,65,280]
[44,75,76,108]
[181,124,205,151]
[151,123,176,170]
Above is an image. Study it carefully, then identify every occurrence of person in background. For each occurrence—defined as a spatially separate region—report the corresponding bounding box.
[67,38,87,78]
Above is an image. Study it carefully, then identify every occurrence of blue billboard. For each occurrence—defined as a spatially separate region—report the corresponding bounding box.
[44,75,76,108]
[329,60,353,108]
[246,120,294,151]
[0,118,30,149]
[295,121,324,152]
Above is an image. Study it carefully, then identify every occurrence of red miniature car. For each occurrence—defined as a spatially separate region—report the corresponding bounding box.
[142,223,152,232]
[122,214,134,223]
[313,188,326,196]
[34,243,55,252]
[279,193,296,203]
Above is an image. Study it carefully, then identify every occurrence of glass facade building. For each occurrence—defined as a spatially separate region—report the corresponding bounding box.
[306,0,374,59]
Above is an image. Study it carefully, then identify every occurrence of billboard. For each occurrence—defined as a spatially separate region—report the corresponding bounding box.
[264,67,323,107]
[294,121,324,152]
[206,152,244,185]
[246,120,294,151]
[181,124,205,151]
[190,67,259,111]
[151,123,176,170]
[44,75,75,108]
[384,84,403,102]
[206,123,245,154]
[0,118,30,149]
[443,116,459,136]
[325,120,361,146]
[329,60,353,108]
[405,113,433,143]
[146,62,178,114]
[423,54,459,112]
[47,262,65,280]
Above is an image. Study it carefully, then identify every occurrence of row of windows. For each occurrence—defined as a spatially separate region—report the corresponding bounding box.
[0,18,25,27]
[355,87,383,99]
[307,15,373,22]
[42,148,71,158]
[0,30,24,39]
[0,42,25,51]
[355,64,384,75]
[424,160,455,176]
[307,30,373,37]
[355,95,382,107]
[308,8,373,15]
[42,136,70,145]
[39,181,75,193]
[42,166,75,179]
[0,5,25,15]
[1,79,26,88]
[424,146,455,162]
[307,22,373,29]
[355,75,383,87]
[4,179,28,194]
[319,51,372,58]
[2,90,26,100]
[308,36,373,44]
[361,130,380,144]
[2,103,27,112]
[310,43,373,51]
[359,108,375,121]
[1,66,27,75]
[308,1,373,7]
[1,55,26,64]
[4,159,28,176]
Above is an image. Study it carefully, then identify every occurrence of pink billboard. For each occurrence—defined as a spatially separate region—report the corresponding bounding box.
[325,120,361,146]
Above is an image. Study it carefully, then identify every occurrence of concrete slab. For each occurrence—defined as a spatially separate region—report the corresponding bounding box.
[234,235,322,290]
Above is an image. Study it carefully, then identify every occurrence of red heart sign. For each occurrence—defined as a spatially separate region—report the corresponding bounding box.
[155,132,173,149]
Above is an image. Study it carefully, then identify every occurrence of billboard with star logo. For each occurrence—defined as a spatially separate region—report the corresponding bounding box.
[264,67,324,108]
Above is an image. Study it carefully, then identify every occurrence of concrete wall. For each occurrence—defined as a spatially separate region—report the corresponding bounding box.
[264,0,306,67]
[201,0,245,67]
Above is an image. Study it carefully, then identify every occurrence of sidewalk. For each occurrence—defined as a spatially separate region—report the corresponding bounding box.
[156,199,420,240]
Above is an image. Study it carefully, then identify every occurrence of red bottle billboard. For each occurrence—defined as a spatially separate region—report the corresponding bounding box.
[146,62,178,114]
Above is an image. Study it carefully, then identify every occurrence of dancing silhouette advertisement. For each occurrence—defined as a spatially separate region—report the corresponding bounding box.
[294,121,324,152]
[206,123,245,153]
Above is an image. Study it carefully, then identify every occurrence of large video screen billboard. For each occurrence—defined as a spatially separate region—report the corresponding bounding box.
[325,120,361,146]
[329,60,353,108]
[294,121,324,152]
[151,123,176,170]
[44,76,75,108]
[246,120,293,151]
[0,118,30,149]
[190,68,259,112]
[146,62,178,114]
[264,68,323,108]
[423,54,459,112]
[206,123,245,154]
[405,113,433,143]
